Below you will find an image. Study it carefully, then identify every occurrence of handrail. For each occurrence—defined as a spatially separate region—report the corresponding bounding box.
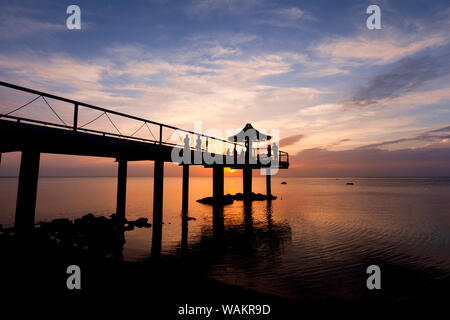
[0,81,244,148]
[0,81,289,161]
[0,114,194,149]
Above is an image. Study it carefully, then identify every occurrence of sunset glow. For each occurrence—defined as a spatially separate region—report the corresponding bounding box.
[1,0,449,312]
[0,0,448,178]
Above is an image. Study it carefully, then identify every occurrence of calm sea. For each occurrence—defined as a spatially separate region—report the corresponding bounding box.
[1,176,449,300]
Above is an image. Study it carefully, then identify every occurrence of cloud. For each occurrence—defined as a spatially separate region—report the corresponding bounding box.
[386,87,450,107]
[290,142,450,177]
[358,125,450,149]
[186,0,260,17]
[0,16,64,39]
[261,6,313,27]
[279,134,304,147]
[0,50,324,134]
[0,5,65,39]
[296,103,342,116]
[349,54,450,107]
[327,138,350,148]
[186,1,313,28]
[314,32,448,65]
[272,7,311,20]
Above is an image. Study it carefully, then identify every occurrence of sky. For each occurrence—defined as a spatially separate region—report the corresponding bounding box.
[0,0,449,177]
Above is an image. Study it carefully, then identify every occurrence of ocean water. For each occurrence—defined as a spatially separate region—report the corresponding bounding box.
[1,176,449,300]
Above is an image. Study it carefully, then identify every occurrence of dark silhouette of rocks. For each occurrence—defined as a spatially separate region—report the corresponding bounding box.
[346,182,354,185]
[128,217,151,229]
[0,213,153,261]
[197,192,276,205]
[197,194,234,205]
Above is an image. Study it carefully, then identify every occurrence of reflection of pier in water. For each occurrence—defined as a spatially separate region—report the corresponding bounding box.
[171,201,292,264]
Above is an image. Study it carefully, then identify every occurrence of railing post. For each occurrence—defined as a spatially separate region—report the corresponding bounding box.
[206,137,209,152]
[73,103,78,131]
[234,137,237,164]
[159,125,162,144]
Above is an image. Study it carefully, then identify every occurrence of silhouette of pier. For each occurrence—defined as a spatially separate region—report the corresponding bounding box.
[0,81,289,241]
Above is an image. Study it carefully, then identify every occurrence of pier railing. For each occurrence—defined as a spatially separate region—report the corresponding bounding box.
[0,81,246,151]
[0,81,288,163]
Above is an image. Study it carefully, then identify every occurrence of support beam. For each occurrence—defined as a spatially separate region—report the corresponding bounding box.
[266,169,272,199]
[213,166,224,202]
[151,159,164,257]
[243,167,252,199]
[15,150,40,236]
[182,164,189,211]
[116,159,127,221]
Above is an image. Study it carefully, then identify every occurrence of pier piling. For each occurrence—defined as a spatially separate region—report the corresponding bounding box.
[213,166,224,202]
[182,164,189,211]
[116,159,127,221]
[266,169,271,198]
[243,167,252,199]
[151,160,164,257]
[15,150,40,235]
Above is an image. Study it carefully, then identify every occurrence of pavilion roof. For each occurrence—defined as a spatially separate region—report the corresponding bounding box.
[227,123,271,142]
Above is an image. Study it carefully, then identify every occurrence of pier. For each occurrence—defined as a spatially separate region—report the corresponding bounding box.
[0,81,289,241]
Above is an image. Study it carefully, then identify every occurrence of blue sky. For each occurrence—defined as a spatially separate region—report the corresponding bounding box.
[0,0,449,176]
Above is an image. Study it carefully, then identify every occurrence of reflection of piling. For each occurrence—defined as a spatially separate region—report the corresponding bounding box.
[15,150,40,236]
[181,208,188,252]
[213,165,224,202]
[266,201,273,231]
[212,205,224,240]
[243,201,254,232]
[151,220,162,258]
[151,159,164,258]
[116,159,127,221]
[182,164,189,211]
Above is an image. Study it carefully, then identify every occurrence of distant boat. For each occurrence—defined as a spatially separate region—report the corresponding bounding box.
[281,181,287,184]
[346,182,354,185]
